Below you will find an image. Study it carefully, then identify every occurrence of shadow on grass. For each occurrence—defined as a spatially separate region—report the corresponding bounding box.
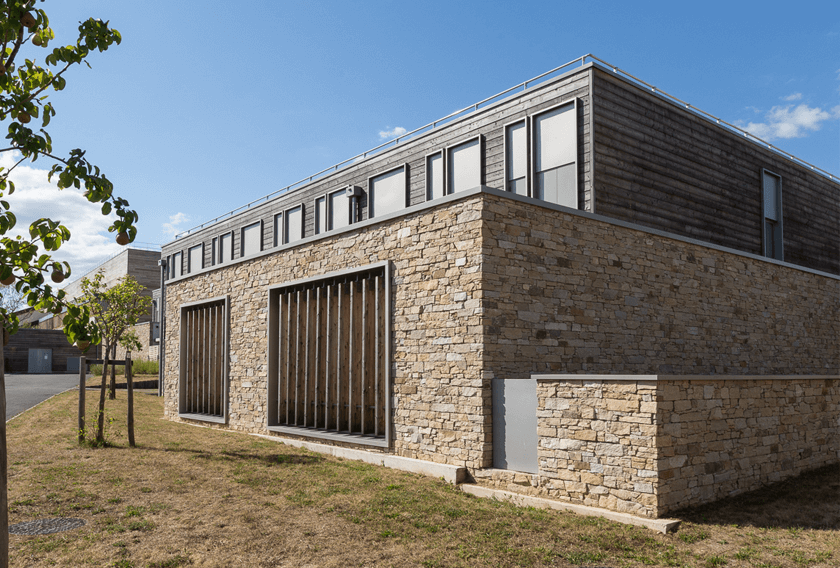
[675,463,840,530]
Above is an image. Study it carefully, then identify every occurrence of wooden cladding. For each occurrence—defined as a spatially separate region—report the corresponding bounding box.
[179,297,228,421]
[268,264,390,446]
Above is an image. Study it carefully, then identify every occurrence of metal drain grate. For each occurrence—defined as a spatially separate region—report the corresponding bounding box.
[9,518,85,535]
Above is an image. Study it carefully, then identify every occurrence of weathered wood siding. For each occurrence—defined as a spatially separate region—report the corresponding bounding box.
[4,329,101,374]
[591,68,839,275]
[163,67,593,267]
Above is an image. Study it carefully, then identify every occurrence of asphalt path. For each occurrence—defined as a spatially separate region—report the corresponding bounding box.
[4,373,80,421]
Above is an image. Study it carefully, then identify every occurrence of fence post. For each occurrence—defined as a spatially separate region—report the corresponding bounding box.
[78,356,86,444]
[126,353,135,447]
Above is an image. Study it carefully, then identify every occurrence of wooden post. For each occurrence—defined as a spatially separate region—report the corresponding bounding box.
[126,353,135,447]
[78,355,86,444]
[109,356,116,400]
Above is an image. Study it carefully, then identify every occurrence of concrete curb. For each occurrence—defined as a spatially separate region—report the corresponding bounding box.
[251,433,467,484]
[460,484,681,534]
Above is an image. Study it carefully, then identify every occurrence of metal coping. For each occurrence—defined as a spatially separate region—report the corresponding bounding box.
[174,53,839,240]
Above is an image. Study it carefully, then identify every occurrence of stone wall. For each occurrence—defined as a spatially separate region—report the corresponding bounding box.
[163,198,491,468]
[114,322,158,363]
[480,192,839,378]
[656,378,840,513]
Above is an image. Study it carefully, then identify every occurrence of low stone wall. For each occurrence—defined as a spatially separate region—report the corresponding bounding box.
[483,376,840,518]
[657,377,840,513]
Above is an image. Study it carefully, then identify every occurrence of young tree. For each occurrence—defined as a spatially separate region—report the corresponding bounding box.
[0,3,136,564]
[78,274,150,445]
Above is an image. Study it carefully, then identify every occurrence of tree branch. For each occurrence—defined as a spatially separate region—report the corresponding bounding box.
[4,23,25,70]
[26,60,73,101]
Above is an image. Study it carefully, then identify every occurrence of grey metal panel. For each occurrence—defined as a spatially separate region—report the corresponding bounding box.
[28,349,52,374]
[67,356,80,373]
[492,377,538,474]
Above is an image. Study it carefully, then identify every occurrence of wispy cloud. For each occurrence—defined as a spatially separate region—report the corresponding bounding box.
[1,151,122,282]
[378,126,407,140]
[736,103,840,141]
[780,93,802,101]
[162,212,190,238]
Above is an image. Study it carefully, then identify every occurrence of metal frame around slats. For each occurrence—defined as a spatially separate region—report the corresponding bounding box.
[266,262,390,447]
[179,295,229,423]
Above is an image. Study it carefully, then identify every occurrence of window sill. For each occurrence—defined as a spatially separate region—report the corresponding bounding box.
[267,425,388,448]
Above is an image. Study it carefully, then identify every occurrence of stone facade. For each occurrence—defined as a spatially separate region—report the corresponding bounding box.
[162,190,839,517]
[164,198,490,468]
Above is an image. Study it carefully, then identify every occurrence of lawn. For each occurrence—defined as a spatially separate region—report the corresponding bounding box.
[6,388,838,567]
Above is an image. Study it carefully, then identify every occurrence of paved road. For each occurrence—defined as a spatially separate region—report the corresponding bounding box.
[4,373,80,421]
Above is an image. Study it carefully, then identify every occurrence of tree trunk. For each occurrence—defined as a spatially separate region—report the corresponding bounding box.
[96,343,112,444]
[126,353,134,447]
[108,355,116,400]
[0,328,9,568]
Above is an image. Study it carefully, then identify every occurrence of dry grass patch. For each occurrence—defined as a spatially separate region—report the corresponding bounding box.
[6,390,839,567]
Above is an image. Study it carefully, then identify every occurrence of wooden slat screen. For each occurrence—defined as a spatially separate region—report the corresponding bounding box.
[181,299,225,417]
[271,266,387,440]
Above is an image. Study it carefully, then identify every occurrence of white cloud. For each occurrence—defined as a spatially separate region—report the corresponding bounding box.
[780,93,802,101]
[736,104,840,141]
[378,126,407,140]
[162,212,190,238]
[0,151,123,283]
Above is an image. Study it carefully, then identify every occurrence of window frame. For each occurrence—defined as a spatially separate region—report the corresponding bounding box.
[327,188,353,231]
[178,295,230,424]
[187,243,204,274]
[172,251,183,279]
[272,212,283,247]
[424,150,445,202]
[529,99,578,209]
[314,194,327,235]
[284,204,304,245]
[366,164,409,219]
[761,168,784,260]
[502,117,529,196]
[444,135,483,195]
[240,220,264,258]
[217,231,233,265]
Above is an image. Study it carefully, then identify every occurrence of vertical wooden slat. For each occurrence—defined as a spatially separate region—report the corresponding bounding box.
[336,281,342,431]
[348,279,354,433]
[284,291,292,424]
[276,293,282,425]
[374,275,380,437]
[361,278,366,435]
[201,305,206,413]
[207,305,216,415]
[324,284,331,431]
[294,289,301,425]
[303,288,311,428]
[312,286,321,428]
[217,302,224,416]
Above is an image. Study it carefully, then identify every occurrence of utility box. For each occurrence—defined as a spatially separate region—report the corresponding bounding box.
[27,348,52,374]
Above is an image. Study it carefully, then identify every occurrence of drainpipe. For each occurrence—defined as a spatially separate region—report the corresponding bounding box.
[157,258,167,397]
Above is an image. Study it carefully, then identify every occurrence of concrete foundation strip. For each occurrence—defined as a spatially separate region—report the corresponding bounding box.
[249,431,680,533]
[461,484,681,534]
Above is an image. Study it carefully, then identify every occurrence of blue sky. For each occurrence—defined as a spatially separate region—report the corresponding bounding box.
[6,1,839,278]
